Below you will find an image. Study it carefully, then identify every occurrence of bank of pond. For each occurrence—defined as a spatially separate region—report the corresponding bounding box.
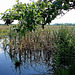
[0,26,75,75]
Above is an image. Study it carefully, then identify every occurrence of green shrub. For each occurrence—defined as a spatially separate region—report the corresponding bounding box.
[54,27,75,74]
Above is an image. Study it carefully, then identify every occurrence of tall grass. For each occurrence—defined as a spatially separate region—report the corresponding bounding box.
[8,26,75,51]
[4,25,75,74]
[0,25,15,38]
[13,26,55,51]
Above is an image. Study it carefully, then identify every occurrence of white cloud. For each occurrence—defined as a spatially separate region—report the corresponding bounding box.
[0,0,16,13]
[51,9,75,24]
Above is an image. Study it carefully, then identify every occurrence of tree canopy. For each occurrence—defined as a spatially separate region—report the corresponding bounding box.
[1,0,75,30]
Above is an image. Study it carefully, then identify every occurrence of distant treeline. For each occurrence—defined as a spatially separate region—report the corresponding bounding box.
[0,23,75,26]
[53,23,75,26]
[0,24,16,25]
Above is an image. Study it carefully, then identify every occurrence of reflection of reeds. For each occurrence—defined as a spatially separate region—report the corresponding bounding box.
[6,44,54,73]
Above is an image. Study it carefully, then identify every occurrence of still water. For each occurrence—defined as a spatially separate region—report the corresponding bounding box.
[0,39,54,75]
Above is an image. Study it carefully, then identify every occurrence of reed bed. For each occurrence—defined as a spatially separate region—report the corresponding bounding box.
[8,26,54,51]
[2,25,75,74]
[8,25,75,52]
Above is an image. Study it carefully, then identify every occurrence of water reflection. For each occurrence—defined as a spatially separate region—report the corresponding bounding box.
[0,43,3,54]
[0,43,54,75]
[0,49,3,54]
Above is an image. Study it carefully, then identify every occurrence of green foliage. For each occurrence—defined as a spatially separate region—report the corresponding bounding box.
[54,62,75,75]
[54,27,75,68]
[1,0,71,30]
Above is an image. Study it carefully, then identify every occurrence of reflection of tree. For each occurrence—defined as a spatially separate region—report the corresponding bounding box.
[4,45,54,74]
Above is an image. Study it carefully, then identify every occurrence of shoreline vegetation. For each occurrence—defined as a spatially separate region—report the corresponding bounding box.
[0,25,75,75]
[0,23,75,38]
[0,25,75,74]
[0,0,75,74]
[0,24,16,38]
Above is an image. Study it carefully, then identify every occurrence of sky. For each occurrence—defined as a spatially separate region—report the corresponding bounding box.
[0,0,75,24]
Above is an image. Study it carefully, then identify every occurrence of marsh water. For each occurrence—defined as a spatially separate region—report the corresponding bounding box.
[0,38,54,75]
